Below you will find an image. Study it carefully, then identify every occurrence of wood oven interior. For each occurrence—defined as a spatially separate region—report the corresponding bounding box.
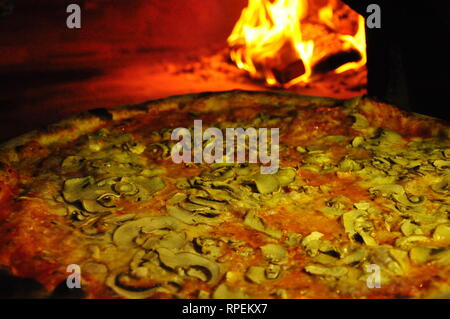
[0,0,449,143]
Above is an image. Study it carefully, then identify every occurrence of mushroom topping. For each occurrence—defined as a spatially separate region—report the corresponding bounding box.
[304,264,348,277]
[113,181,139,196]
[265,264,281,279]
[351,136,364,148]
[140,231,187,251]
[302,231,323,256]
[156,248,221,284]
[148,142,171,159]
[275,168,296,186]
[193,237,223,259]
[245,266,266,284]
[373,128,404,146]
[167,205,223,225]
[369,184,422,207]
[106,271,163,299]
[400,220,424,236]
[321,197,348,219]
[433,224,450,242]
[432,160,450,170]
[338,157,362,172]
[113,216,181,248]
[253,174,280,194]
[431,177,450,194]
[131,176,166,201]
[369,247,408,276]
[188,195,227,211]
[243,210,282,239]
[409,247,449,265]
[409,247,433,264]
[63,176,116,213]
[62,175,166,213]
[313,253,339,265]
[260,244,288,264]
[303,151,330,166]
[61,155,85,172]
[350,113,369,129]
[63,176,98,203]
[212,284,248,299]
[342,210,377,246]
[201,166,235,182]
[96,193,121,208]
[339,249,367,265]
[395,235,429,249]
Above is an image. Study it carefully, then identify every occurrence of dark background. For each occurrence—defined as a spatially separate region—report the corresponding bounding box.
[345,0,450,120]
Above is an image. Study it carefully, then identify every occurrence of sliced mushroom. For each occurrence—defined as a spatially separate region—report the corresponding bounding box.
[193,237,223,259]
[188,195,227,211]
[339,249,367,265]
[432,160,450,170]
[275,168,296,186]
[374,128,404,146]
[62,176,96,203]
[433,224,450,241]
[156,248,221,284]
[106,271,163,299]
[350,113,369,129]
[313,253,339,265]
[245,266,266,284]
[400,220,424,236]
[114,181,139,196]
[132,176,166,201]
[265,264,281,279]
[96,193,121,208]
[261,244,288,264]
[342,210,377,246]
[167,205,223,225]
[304,264,348,277]
[301,232,324,256]
[338,157,362,172]
[409,246,433,264]
[179,201,216,214]
[113,216,181,248]
[243,210,282,239]
[431,177,450,194]
[395,235,429,249]
[61,155,85,171]
[253,174,280,194]
[148,142,171,159]
[141,231,187,251]
[212,284,248,299]
[351,136,365,148]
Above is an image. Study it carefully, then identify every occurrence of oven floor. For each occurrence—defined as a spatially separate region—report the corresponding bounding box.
[0,46,366,142]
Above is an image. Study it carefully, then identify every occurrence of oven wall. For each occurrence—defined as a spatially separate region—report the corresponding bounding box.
[0,0,247,66]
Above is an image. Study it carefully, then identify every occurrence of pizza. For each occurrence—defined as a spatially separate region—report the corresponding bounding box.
[0,90,449,299]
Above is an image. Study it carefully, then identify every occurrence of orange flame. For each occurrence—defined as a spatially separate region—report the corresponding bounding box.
[228,0,366,87]
[335,15,367,73]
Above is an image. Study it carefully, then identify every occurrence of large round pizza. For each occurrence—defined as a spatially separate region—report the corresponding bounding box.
[0,90,449,299]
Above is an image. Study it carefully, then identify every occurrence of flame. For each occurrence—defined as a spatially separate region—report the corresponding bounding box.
[228,0,366,87]
[318,3,334,29]
[228,0,314,87]
[335,15,367,73]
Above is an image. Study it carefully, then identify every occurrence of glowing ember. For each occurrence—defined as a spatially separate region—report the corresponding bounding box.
[227,0,367,87]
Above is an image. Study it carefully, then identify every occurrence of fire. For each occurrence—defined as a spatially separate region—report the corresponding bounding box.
[227,0,367,87]
[335,15,367,73]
